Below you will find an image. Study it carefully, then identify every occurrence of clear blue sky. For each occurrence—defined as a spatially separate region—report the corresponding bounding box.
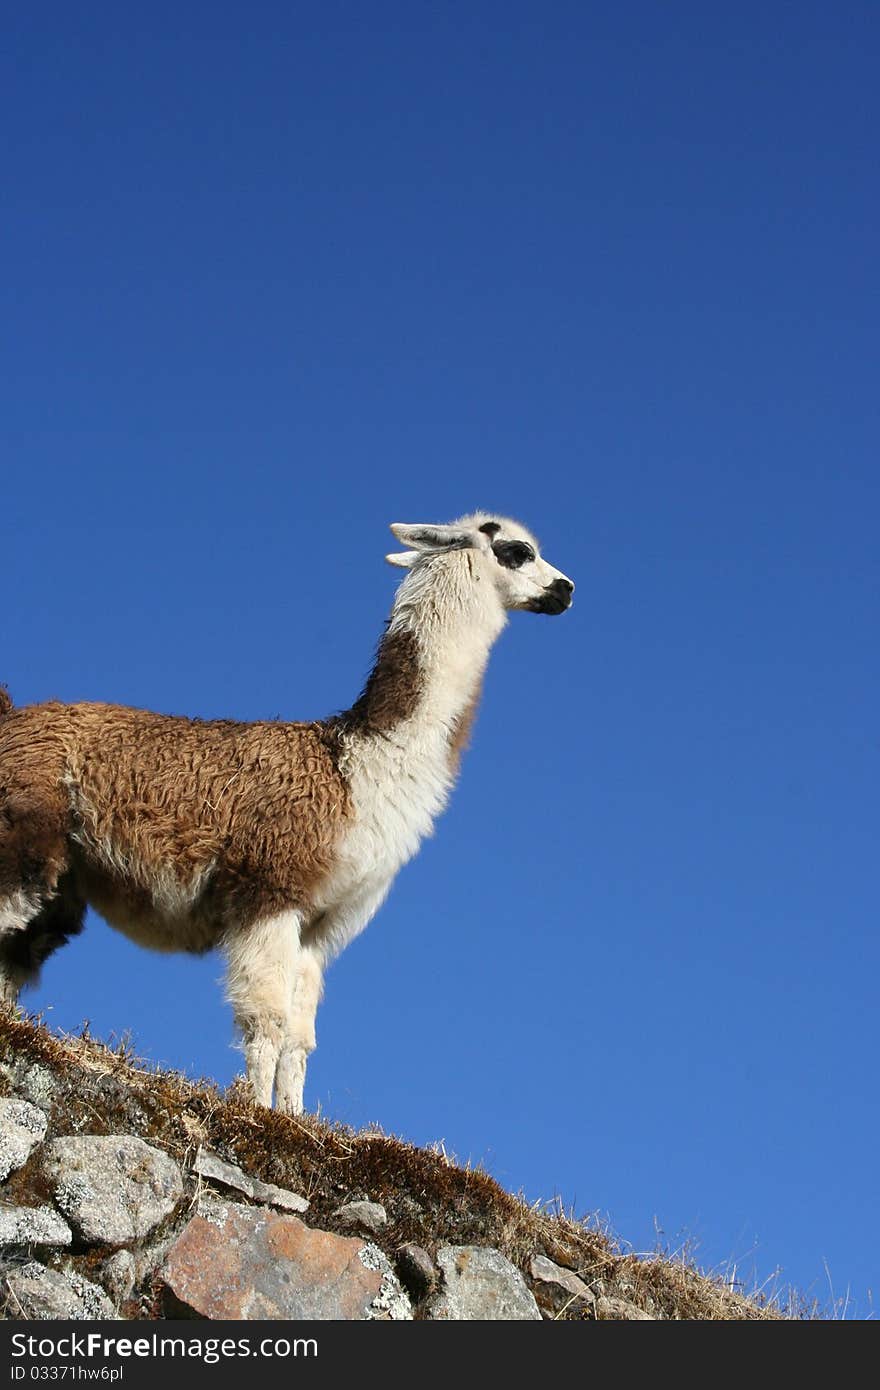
[3,3,877,1315]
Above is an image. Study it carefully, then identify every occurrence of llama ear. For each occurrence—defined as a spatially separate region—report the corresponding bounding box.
[389,523,476,552]
[385,550,420,569]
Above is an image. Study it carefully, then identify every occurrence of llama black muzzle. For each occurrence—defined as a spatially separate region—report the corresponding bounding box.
[532,577,574,615]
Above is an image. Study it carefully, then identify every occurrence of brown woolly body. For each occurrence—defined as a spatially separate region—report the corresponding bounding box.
[0,701,354,956]
[0,625,469,970]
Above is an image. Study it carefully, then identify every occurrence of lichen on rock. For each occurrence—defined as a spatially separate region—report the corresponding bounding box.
[42,1136,183,1246]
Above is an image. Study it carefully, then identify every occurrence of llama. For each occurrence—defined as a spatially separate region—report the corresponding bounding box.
[0,513,573,1113]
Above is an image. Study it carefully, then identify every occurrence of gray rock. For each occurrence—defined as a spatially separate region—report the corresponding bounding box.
[99,1249,137,1303]
[42,1136,182,1246]
[2,1261,114,1319]
[596,1294,654,1320]
[358,1244,412,1320]
[530,1254,595,1315]
[335,1199,387,1235]
[194,1148,309,1213]
[0,1060,59,1110]
[99,1235,175,1305]
[0,1203,72,1247]
[428,1246,542,1321]
[0,1098,48,1181]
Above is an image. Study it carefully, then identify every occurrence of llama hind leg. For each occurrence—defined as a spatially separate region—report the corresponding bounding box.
[0,890,44,1004]
[0,792,73,1006]
[222,912,301,1108]
[0,877,86,1007]
[275,948,323,1116]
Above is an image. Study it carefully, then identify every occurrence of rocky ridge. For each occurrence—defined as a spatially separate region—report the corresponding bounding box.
[0,1014,780,1321]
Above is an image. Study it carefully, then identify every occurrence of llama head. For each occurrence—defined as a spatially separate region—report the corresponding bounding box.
[386,513,574,615]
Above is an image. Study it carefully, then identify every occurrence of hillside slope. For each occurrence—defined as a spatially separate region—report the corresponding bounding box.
[0,1013,782,1320]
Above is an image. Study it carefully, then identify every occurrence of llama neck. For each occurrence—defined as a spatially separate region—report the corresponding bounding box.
[343,554,506,759]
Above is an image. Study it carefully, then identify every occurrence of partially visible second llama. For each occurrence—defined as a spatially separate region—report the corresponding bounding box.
[0,514,574,1112]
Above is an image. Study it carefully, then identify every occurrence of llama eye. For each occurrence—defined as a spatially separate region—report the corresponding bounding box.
[492,540,535,569]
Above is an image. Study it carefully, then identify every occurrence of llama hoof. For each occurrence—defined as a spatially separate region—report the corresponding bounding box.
[275,1091,305,1117]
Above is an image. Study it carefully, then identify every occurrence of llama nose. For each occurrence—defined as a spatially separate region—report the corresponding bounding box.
[551,577,574,598]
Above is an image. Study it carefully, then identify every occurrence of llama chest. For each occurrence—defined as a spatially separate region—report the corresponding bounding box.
[311,726,453,917]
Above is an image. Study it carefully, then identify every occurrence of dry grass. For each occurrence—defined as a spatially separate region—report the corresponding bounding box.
[0,1012,788,1320]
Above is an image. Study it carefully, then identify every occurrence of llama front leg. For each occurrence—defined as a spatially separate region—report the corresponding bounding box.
[274,948,323,1115]
[222,912,301,1109]
[274,880,391,1114]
